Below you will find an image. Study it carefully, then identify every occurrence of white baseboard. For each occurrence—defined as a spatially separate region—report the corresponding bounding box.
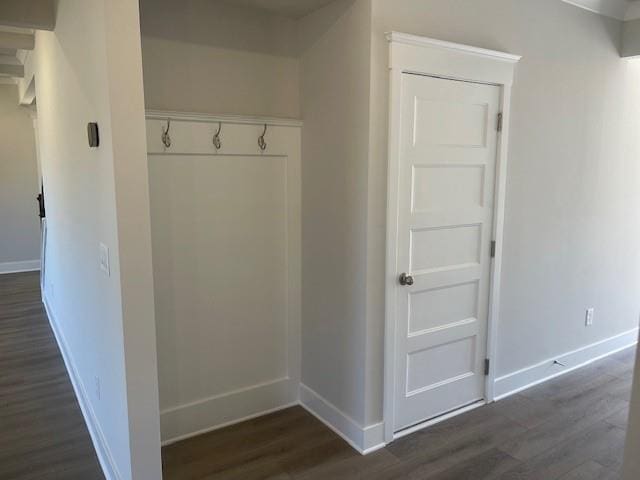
[494,328,639,400]
[42,296,122,480]
[160,378,298,445]
[0,259,40,274]
[299,383,385,455]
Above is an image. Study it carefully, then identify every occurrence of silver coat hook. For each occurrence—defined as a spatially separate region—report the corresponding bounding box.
[161,118,171,148]
[213,122,222,150]
[258,124,267,151]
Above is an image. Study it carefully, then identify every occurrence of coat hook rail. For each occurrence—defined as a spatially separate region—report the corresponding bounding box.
[153,115,291,152]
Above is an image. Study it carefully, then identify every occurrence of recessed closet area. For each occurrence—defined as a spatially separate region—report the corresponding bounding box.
[139,0,640,463]
[139,0,372,449]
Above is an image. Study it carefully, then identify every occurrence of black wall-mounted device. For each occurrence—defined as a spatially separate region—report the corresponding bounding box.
[37,183,45,219]
[87,122,100,147]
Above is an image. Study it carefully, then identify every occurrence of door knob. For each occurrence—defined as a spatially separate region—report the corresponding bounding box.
[399,273,414,286]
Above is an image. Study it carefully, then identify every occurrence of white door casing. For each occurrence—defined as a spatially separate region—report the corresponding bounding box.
[393,73,500,432]
[384,33,521,441]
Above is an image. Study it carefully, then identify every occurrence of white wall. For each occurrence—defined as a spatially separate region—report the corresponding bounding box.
[146,118,302,443]
[135,0,640,448]
[298,0,372,428]
[34,0,161,478]
[139,0,377,438]
[366,0,640,425]
[139,0,300,118]
[0,84,40,272]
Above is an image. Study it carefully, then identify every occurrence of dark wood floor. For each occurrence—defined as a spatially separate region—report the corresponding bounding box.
[0,271,103,480]
[163,348,635,480]
[1,272,635,479]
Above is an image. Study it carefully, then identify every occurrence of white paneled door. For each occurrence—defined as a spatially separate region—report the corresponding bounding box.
[393,73,500,432]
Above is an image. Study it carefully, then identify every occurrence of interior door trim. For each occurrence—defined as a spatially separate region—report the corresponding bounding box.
[383,31,521,444]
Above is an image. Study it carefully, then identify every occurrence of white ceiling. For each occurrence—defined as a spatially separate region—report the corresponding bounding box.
[229,1,640,21]
[563,0,640,20]
[224,0,337,18]
[238,0,640,21]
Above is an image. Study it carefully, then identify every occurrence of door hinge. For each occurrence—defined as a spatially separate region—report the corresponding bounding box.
[484,358,491,376]
[497,112,503,132]
[490,240,496,258]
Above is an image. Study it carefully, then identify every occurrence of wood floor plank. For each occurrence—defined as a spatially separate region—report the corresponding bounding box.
[422,448,521,480]
[6,270,626,480]
[605,405,630,430]
[498,421,626,480]
[371,415,527,480]
[162,344,636,480]
[385,404,522,460]
[482,393,556,429]
[557,461,611,480]
[0,272,103,480]
[157,285,636,480]
[163,410,342,479]
[499,394,628,461]
[294,448,399,480]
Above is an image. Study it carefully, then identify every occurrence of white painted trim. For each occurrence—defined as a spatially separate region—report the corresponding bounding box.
[386,32,522,63]
[494,328,639,400]
[160,377,298,444]
[161,401,298,446]
[383,33,521,443]
[485,86,513,403]
[164,382,387,454]
[42,296,122,480]
[299,384,385,455]
[147,115,302,446]
[0,259,40,274]
[146,114,302,156]
[145,109,303,128]
[383,58,403,444]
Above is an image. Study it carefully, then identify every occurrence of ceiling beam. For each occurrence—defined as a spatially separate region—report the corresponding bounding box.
[0,0,55,31]
[0,32,34,50]
[0,54,19,65]
[0,62,24,78]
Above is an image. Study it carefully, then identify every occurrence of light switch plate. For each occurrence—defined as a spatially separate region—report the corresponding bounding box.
[99,243,110,277]
[585,308,594,327]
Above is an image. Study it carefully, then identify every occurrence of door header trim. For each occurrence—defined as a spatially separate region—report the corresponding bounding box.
[386,32,522,64]
[386,31,521,87]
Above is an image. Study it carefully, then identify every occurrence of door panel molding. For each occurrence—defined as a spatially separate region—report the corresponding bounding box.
[384,32,521,443]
